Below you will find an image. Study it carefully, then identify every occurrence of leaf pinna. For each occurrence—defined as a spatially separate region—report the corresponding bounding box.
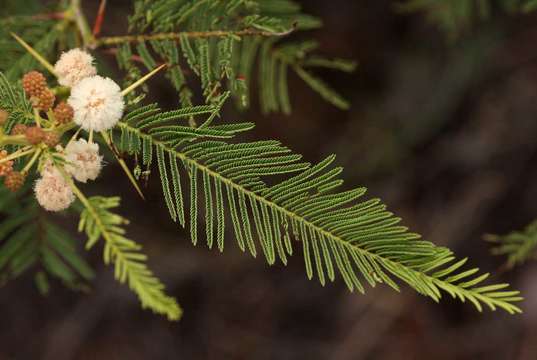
[115,96,522,314]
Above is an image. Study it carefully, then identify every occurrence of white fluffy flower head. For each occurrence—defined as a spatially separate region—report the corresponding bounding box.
[35,172,75,212]
[65,138,103,183]
[68,76,124,132]
[54,49,97,88]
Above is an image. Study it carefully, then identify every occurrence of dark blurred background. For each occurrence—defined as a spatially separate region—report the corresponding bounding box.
[3,1,537,359]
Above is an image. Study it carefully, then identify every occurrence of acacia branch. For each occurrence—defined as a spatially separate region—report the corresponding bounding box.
[91,26,296,48]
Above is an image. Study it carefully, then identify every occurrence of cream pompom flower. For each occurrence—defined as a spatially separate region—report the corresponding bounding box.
[54,49,97,88]
[65,138,103,183]
[68,76,125,132]
[34,171,75,212]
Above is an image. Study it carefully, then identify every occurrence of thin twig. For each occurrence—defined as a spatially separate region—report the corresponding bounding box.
[0,12,66,25]
[0,148,35,164]
[70,0,95,48]
[100,131,145,200]
[92,0,107,37]
[92,26,296,47]
[121,64,167,96]
[10,33,56,75]
[32,12,67,21]
[22,147,42,174]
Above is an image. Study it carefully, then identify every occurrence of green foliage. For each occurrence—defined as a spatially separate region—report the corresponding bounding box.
[0,0,77,80]
[0,186,94,292]
[486,220,537,268]
[0,0,524,320]
[0,0,357,114]
[0,74,96,294]
[0,68,180,319]
[77,195,182,320]
[113,97,522,314]
[108,0,355,113]
[0,72,33,132]
[0,0,49,72]
[400,0,537,38]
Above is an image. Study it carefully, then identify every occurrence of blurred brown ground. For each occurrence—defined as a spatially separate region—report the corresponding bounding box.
[3,1,537,359]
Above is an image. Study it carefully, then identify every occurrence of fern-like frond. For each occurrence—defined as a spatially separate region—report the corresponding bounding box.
[0,72,33,131]
[100,0,355,113]
[0,186,94,292]
[76,194,182,320]
[114,101,522,314]
[486,220,537,268]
